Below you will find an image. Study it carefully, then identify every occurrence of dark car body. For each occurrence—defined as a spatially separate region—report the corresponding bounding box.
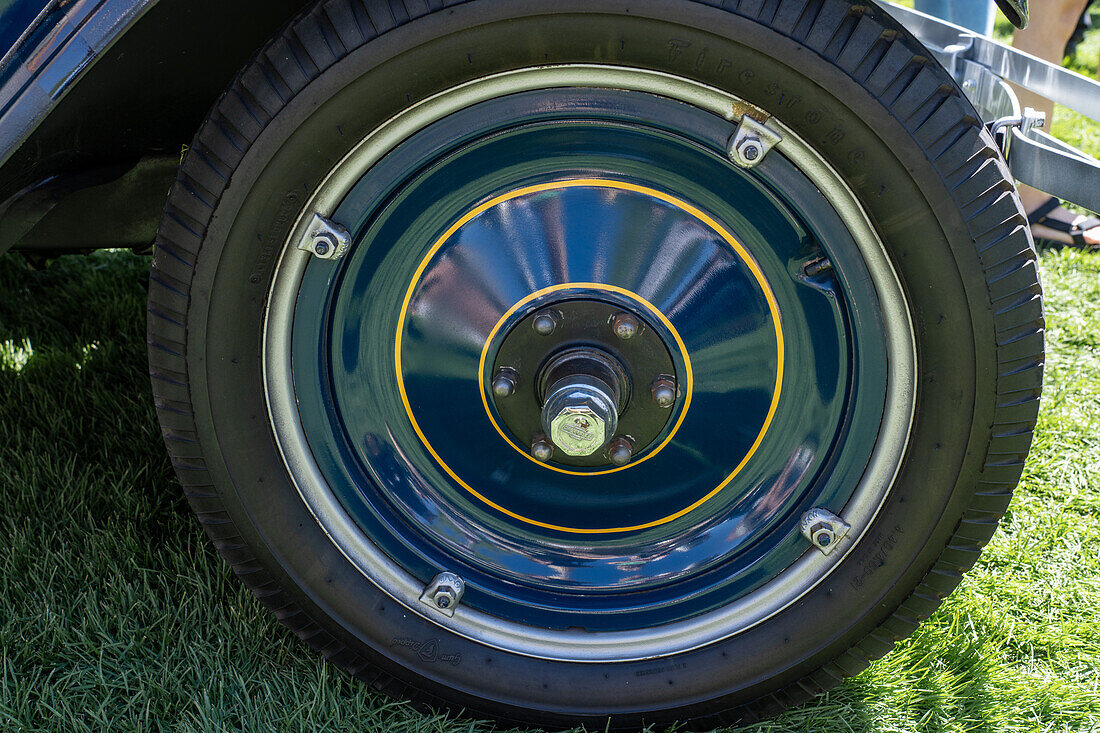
[0,0,305,255]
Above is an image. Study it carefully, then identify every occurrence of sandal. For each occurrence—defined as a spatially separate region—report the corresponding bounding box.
[1027,196,1100,249]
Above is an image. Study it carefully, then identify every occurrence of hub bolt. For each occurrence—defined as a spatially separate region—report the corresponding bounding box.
[533,311,559,336]
[608,437,634,466]
[610,312,640,341]
[531,437,554,462]
[651,377,677,408]
[491,367,518,398]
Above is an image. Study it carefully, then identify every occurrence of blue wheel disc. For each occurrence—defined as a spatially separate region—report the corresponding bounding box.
[287,88,887,631]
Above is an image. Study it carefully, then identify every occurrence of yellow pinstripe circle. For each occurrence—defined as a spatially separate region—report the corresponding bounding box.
[395,179,784,534]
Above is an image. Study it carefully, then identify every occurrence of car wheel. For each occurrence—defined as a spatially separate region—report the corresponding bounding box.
[147,0,1043,728]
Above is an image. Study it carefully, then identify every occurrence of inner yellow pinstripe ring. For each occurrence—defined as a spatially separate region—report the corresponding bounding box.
[395,179,784,534]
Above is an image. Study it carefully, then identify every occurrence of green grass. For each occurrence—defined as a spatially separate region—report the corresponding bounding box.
[4,249,1099,733]
[3,256,1100,733]
[4,14,1100,733]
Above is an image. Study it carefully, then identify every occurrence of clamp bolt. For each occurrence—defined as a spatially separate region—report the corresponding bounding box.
[810,523,833,547]
[727,115,783,169]
[418,572,465,617]
[799,508,851,556]
[295,213,351,260]
[434,587,455,609]
[738,137,763,162]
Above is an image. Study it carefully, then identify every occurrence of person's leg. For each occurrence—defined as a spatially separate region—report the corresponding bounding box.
[1012,0,1100,246]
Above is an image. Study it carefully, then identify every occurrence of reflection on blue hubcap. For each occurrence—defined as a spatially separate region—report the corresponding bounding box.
[286,88,888,631]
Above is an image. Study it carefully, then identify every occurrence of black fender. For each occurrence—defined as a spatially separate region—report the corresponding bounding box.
[0,0,306,255]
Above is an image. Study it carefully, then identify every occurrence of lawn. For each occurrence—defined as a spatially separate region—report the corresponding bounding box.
[3,11,1100,733]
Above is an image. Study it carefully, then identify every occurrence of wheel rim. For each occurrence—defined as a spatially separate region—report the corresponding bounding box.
[264,66,915,661]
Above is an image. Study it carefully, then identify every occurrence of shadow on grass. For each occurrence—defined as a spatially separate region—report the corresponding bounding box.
[0,250,1042,732]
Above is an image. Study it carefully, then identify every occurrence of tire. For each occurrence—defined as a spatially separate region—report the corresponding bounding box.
[147,0,1043,729]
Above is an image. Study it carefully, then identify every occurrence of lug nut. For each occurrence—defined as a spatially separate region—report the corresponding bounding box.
[802,257,833,277]
[651,377,676,408]
[608,437,633,466]
[531,437,554,462]
[492,368,518,398]
[610,312,640,341]
[532,311,559,336]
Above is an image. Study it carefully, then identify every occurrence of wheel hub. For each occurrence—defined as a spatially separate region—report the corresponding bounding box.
[489,298,679,468]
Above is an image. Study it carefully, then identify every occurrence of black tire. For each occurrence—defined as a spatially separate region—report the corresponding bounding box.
[147,0,1043,729]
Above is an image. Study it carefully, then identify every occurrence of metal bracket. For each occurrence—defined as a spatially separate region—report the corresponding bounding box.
[989,107,1044,143]
[799,508,851,556]
[884,1,1100,214]
[988,106,1045,159]
[727,116,783,169]
[295,213,351,261]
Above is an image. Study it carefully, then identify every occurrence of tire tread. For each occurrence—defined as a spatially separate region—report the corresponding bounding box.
[146,0,1043,729]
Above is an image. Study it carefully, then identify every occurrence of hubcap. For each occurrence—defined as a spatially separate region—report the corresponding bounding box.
[264,66,915,661]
